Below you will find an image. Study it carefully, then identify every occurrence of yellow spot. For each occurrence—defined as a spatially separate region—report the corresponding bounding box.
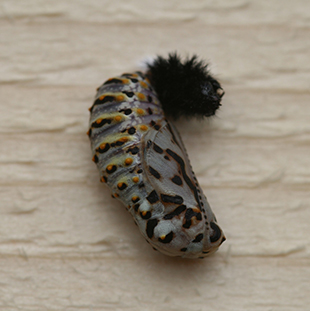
[99,95,105,100]
[119,137,129,143]
[96,118,102,124]
[86,130,90,136]
[92,155,96,162]
[106,165,113,171]
[132,176,139,183]
[88,107,92,111]
[140,81,148,88]
[100,176,106,183]
[132,73,138,77]
[114,115,122,122]
[159,235,166,240]
[132,196,139,202]
[140,125,148,131]
[122,79,130,84]
[141,211,148,217]
[99,143,106,150]
[116,95,125,101]
[125,158,133,165]
[114,193,119,198]
[136,108,144,115]
[137,93,146,101]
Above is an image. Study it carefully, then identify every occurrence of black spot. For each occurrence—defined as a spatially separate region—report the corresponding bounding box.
[87,129,92,137]
[93,154,99,163]
[180,247,187,252]
[146,140,152,148]
[164,156,170,161]
[132,197,140,203]
[140,211,152,220]
[149,166,161,179]
[147,96,153,103]
[115,140,125,146]
[104,78,123,85]
[117,183,127,190]
[98,143,110,153]
[128,127,136,135]
[161,194,183,204]
[138,182,144,189]
[91,118,112,128]
[220,236,226,245]
[183,220,191,229]
[133,204,140,212]
[150,120,156,126]
[124,108,132,115]
[148,108,153,115]
[171,175,182,186]
[163,205,186,220]
[210,222,222,243]
[127,146,139,155]
[192,233,203,243]
[158,231,173,244]
[130,78,138,83]
[103,176,107,182]
[100,96,115,104]
[146,219,158,238]
[153,143,163,154]
[122,91,134,98]
[106,165,117,174]
[154,124,160,130]
[147,190,159,204]
[137,169,143,174]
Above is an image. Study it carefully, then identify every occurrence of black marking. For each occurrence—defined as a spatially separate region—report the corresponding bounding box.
[147,190,159,204]
[115,140,125,146]
[90,96,115,112]
[164,156,170,160]
[147,140,152,148]
[171,175,182,186]
[180,247,187,252]
[166,148,202,210]
[153,143,163,154]
[150,120,156,126]
[132,197,140,203]
[183,208,202,228]
[154,124,160,130]
[127,146,139,155]
[163,205,186,220]
[137,169,143,174]
[158,231,173,244]
[122,91,134,98]
[92,118,112,128]
[98,143,110,153]
[147,96,153,103]
[192,233,203,243]
[87,128,92,137]
[130,78,138,83]
[149,166,161,179]
[124,109,132,115]
[138,182,144,189]
[210,222,222,243]
[148,108,153,115]
[161,194,183,204]
[93,154,99,163]
[128,127,136,135]
[117,183,127,190]
[133,204,140,212]
[140,211,152,220]
[104,78,123,85]
[146,219,158,239]
[106,165,117,174]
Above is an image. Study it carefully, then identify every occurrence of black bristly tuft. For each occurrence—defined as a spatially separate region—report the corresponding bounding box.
[146,53,224,119]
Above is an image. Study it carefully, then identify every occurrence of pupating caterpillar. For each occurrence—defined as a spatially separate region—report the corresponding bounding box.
[88,53,225,258]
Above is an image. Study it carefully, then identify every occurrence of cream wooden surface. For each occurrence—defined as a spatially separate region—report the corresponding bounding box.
[1,1,310,310]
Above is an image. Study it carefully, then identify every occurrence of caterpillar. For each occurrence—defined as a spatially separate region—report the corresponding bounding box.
[88,53,225,258]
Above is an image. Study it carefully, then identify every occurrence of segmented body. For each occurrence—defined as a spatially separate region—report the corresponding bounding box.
[88,72,225,258]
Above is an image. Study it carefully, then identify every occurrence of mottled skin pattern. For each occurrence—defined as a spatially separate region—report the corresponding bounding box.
[88,72,225,258]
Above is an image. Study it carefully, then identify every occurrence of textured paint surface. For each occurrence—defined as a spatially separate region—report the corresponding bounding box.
[0,0,310,310]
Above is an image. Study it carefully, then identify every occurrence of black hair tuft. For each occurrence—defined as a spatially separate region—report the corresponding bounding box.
[146,52,224,119]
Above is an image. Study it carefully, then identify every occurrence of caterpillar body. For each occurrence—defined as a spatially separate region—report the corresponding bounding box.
[88,54,225,258]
